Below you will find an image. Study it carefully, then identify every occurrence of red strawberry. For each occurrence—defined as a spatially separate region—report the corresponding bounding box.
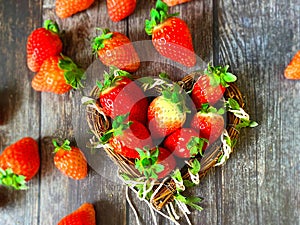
[102,115,153,159]
[285,50,300,79]
[57,203,96,225]
[163,0,191,6]
[56,0,95,18]
[53,140,88,180]
[191,64,237,108]
[92,29,140,72]
[31,55,84,94]
[135,147,176,179]
[191,105,225,145]
[98,67,148,124]
[145,0,195,67]
[107,0,136,22]
[27,20,63,72]
[0,137,40,190]
[163,128,207,158]
[148,85,188,139]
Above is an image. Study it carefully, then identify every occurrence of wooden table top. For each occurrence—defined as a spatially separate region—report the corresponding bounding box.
[0,0,299,224]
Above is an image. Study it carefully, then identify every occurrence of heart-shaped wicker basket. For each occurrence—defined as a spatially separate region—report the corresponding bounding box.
[85,71,244,212]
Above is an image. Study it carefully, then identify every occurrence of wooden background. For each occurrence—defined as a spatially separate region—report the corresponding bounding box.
[0,0,299,224]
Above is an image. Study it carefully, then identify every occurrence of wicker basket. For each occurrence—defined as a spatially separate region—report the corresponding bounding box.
[85,72,244,211]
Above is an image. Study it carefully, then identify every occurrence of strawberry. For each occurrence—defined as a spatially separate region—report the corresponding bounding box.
[98,67,148,124]
[191,64,237,108]
[57,203,96,225]
[107,0,136,22]
[0,137,39,190]
[27,20,63,72]
[101,114,153,159]
[31,55,84,94]
[148,85,188,139]
[145,0,195,67]
[135,147,176,179]
[163,0,191,6]
[163,128,207,158]
[56,0,95,19]
[92,29,140,72]
[285,50,300,79]
[53,140,88,180]
[191,104,225,146]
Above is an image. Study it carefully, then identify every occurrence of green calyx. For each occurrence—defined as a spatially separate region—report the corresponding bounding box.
[161,84,190,113]
[175,193,203,211]
[52,139,72,153]
[92,28,113,52]
[58,55,85,89]
[100,114,132,143]
[0,168,28,190]
[43,19,60,34]
[187,137,208,157]
[145,0,179,35]
[200,103,225,115]
[205,64,237,87]
[96,66,132,93]
[135,147,164,180]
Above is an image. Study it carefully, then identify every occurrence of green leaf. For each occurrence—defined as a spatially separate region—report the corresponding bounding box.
[0,168,28,190]
[92,28,113,51]
[189,159,201,175]
[43,19,60,34]
[171,169,183,182]
[228,98,240,110]
[223,72,237,82]
[183,180,196,188]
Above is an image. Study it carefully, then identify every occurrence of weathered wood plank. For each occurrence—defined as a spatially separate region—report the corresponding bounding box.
[38,0,128,224]
[217,0,300,224]
[0,1,42,225]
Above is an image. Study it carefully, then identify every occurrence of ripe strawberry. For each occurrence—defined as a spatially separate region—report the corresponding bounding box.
[163,128,207,158]
[101,114,153,159]
[0,137,40,190]
[148,85,188,139]
[191,104,225,145]
[53,140,88,180]
[191,64,237,108]
[92,29,140,72]
[98,67,148,124]
[56,0,95,18]
[163,0,190,6]
[31,55,84,94]
[135,147,176,179]
[285,50,300,79]
[107,0,136,22]
[145,0,195,67]
[57,203,96,225]
[27,20,63,72]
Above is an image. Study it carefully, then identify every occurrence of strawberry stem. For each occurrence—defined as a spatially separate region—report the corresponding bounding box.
[43,19,60,34]
[0,168,28,190]
[52,139,72,153]
[58,55,85,89]
[145,0,179,35]
[92,28,114,52]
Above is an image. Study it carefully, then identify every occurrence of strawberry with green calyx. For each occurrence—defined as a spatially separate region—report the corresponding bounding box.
[27,20,63,72]
[101,114,153,159]
[98,67,148,124]
[32,55,85,94]
[53,139,88,180]
[0,168,28,190]
[191,64,237,108]
[92,29,140,72]
[191,103,225,146]
[148,84,189,139]
[135,147,176,179]
[145,0,196,67]
[0,137,40,190]
[163,128,208,158]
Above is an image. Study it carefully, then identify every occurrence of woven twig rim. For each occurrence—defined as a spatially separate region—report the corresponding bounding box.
[85,74,243,210]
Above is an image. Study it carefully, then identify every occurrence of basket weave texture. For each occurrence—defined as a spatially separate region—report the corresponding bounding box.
[85,73,244,210]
